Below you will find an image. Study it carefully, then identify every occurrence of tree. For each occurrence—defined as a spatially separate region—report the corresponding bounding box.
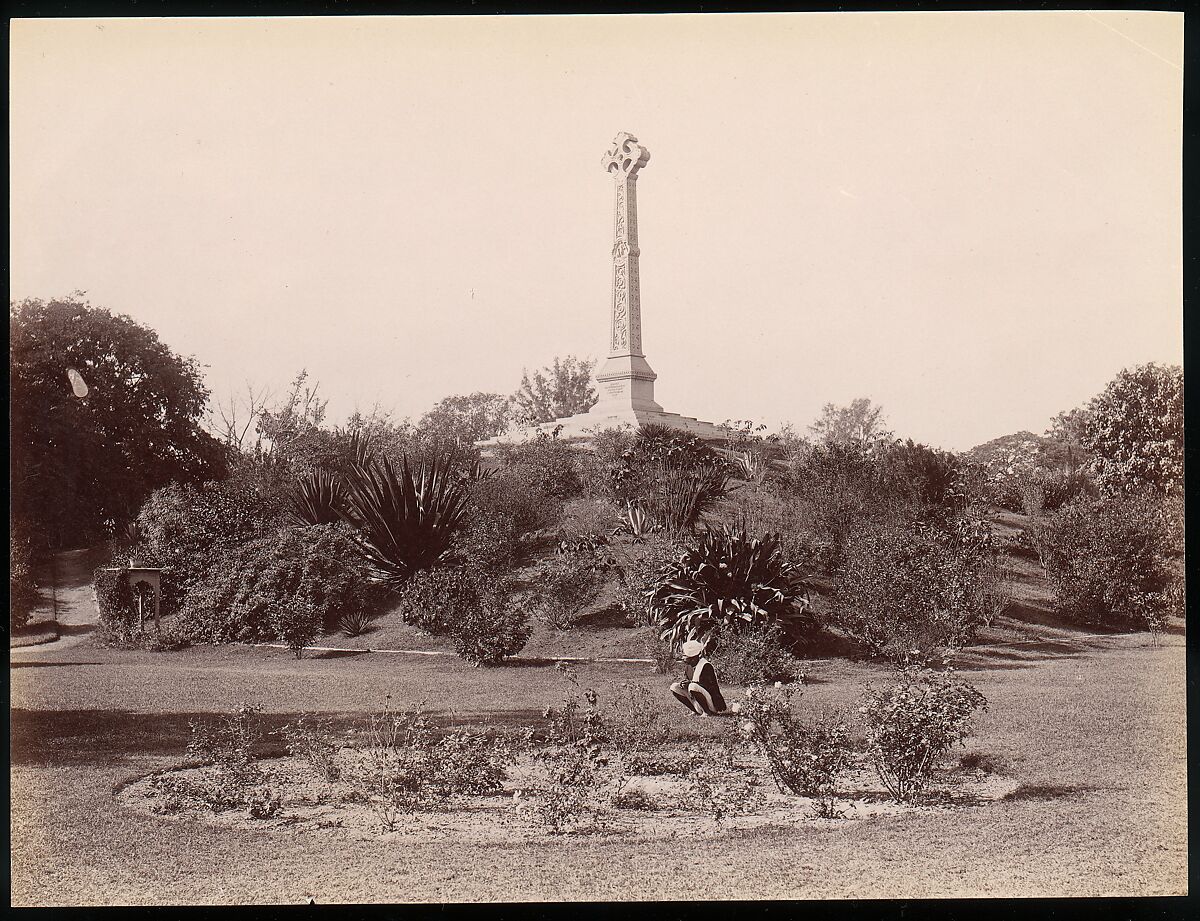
[418,392,513,444]
[511,355,598,425]
[10,297,226,549]
[1079,363,1183,495]
[808,398,893,446]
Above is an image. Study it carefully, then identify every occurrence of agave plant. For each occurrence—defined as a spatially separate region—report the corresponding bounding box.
[289,469,348,526]
[614,500,658,539]
[339,610,374,638]
[648,524,805,652]
[340,451,471,588]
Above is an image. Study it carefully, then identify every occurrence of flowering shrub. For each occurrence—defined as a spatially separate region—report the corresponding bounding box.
[520,684,608,833]
[1032,493,1183,632]
[165,704,280,817]
[344,700,518,831]
[735,684,854,816]
[179,523,380,643]
[860,670,987,802]
[832,517,1002,662]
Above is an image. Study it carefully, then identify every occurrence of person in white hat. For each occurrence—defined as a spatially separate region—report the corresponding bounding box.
[669,638,728,716]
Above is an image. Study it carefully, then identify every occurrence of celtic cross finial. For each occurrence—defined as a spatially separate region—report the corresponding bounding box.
[602,132,650,178]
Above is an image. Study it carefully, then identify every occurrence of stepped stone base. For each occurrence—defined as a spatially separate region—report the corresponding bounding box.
[477,406,730,452]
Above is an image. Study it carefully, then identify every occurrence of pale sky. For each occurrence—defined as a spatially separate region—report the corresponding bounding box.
[10,12,1183,451]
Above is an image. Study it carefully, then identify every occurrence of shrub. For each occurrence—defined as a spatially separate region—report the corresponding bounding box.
[521,686,608,833]
[340,451,471,588]
[491,433,585,501]
[559,497,622,542]
[861,669,987,802]
[878,440,967,513]
[601,683,673,765]
[711,621,801,685]
[180,523,380,643]
[9,518,40,631]
[345,700,518,831]
[1032,493,1183,632]
[450,589,532,666]
[610,534,685,625]
[345,701,436,831]
[832,517,1000,662]
[526,555,607,630]
[729,484,822,570]
[282,715,342,782]
[134,469,287,598]
[780,442,899,565]
[395,563,486,634]
[408,568,536,665]
[94,566,140,645]
[467,472,558,561]
[736,684,854,816]
[272,598,323,658]
[648,524,810,652]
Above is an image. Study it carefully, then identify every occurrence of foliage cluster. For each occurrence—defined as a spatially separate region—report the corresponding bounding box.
[178,523,380,645]
[134,467,288,597]
[861,669,988,802]
[832,516,1005,663]
[735,684,853,816]
[648,524,810,653]
[10,518,40,631]
[1032,492,1183,632]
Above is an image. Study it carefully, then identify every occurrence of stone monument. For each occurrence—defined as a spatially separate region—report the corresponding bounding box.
[480,132,729,448]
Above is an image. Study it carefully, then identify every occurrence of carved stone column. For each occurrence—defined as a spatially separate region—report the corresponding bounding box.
[593,132,663,413]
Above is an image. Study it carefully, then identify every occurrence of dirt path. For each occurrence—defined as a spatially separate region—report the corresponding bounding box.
[11,546,111,651]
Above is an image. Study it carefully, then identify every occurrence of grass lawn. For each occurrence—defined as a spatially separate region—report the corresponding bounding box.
[10,623,1187,903]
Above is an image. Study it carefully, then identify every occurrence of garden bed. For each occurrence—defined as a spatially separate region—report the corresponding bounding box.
[117,746,1020,845]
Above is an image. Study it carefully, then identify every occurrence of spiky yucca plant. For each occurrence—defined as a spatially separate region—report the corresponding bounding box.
[340,452,470,588]
[648,525,804,652]
[289,469,348,526]
[648,463,728,534]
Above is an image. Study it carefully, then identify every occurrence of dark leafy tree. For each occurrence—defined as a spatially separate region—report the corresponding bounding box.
[10,297,226,548]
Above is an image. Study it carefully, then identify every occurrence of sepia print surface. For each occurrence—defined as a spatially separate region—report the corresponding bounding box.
[9,12,1185,905]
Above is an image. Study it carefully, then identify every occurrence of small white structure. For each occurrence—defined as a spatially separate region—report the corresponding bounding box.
[480,132,729,450]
